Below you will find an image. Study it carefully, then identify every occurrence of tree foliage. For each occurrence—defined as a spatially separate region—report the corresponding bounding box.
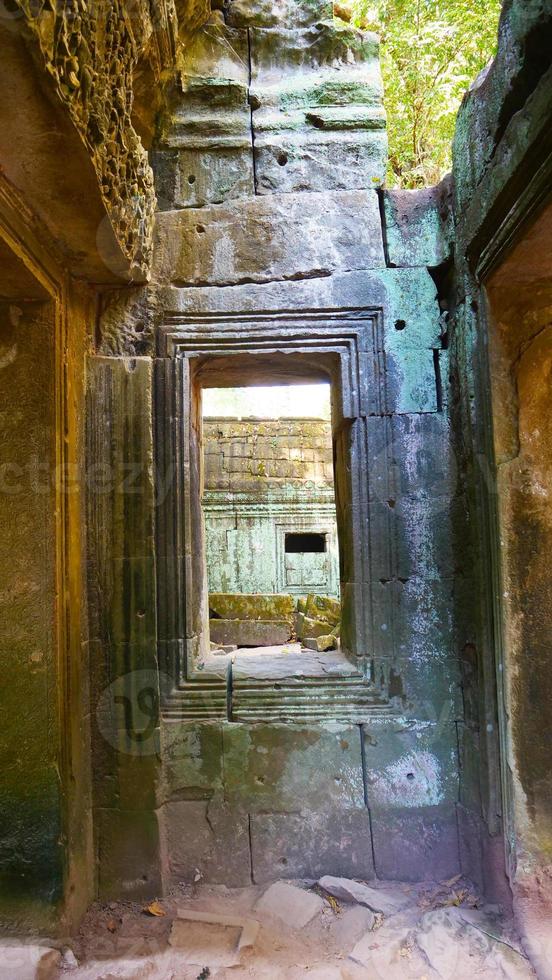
[348,0,502,187]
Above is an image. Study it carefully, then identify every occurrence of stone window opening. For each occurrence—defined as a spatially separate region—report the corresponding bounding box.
[284,532,327,553]
[200,382,342,659]
[155,313,387,722]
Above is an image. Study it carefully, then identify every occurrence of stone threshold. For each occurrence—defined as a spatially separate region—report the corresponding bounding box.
[163,647,390,723]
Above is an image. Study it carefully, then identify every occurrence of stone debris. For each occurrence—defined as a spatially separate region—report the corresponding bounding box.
[255,881,325,928]
[415,907,533,979]
[304,594,341,627]
[209,617,292,647]
[297,613,334,640]
[169,908,259,968]
[326,905,377,947]
[59,881,534,979]
[62,947,79,970]
[296,595,342,651]
[319,876,409,916]
[0,944,61,979]
[350,906,534,980]
[303,632,339,653]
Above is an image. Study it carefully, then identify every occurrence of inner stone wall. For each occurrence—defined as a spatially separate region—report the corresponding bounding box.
[0,300,58,915]
[89,0,465,894]
[203,417,339,597]
[447,0,552,970]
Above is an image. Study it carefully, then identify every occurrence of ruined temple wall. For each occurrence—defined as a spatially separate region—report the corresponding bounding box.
[203,417,339,596]
[0,1,218,933]
[87,0,469,894]
[447,0,552,967]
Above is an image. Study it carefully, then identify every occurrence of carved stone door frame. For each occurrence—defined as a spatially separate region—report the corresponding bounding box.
[155,308,390,720]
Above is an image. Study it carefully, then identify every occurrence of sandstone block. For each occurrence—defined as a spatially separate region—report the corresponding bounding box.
[152,191,385,286]
[305,594,341,626]
[250,808,375,882]
[162,800,251,887]
[369,805,461,882]
[328,905,376,947]
[209,593,295,622]
[255,881,324,928]
[223,722,365,812]
[169,909,259,968]
[318,876,408,916]
[209,619,292,646]
[152,25,254,209]
[160,721,224,801]
[296,614,334,639]
[303,633,338,652]
[383,180,453,269]
[249,23,387,193]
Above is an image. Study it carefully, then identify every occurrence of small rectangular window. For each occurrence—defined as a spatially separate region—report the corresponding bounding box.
[285,532,326,553]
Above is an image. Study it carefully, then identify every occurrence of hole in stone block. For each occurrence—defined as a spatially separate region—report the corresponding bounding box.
[277,151,288,167]
[395,319,406,331]
[285,532,326,553]
[188,174,196,184]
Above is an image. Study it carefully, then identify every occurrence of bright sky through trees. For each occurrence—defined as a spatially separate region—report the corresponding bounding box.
[344,0,503,187]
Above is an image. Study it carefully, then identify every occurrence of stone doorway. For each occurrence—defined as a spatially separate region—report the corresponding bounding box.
[201,382,341,661]
[0,222,63,921]
[483,195,552,966]
[155,311,389,722]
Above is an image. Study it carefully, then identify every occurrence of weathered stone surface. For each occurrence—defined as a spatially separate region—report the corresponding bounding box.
[328,905,376,947]
[174,908,259,948]
[250,808,375,882]
[0,303,65,924]
[349,910,428,976]
[97,808,162,900]
[297,614,333,640]
[362,722,460,811]
[162,800,251,887]
[415,908,533,980]
[253,116,388,195]
[383,180,453,269]
[211,643,238,654]
[223,723,365,812]
[153,23,254,209]
[232,649,358,682]
[152,192,385,286]
[255,881,324,928]
[303,633,338,652]
[210,618,292,646]
[160,721,224,802]
[452,0,552,236]
[305,595,340,623]
[227,0,333,29]
[318,876,408,916]
[169,909,259,967]
[369,804,460,882]
[157,268,442,422]
[250,23,387,193]
[209,593,295,622]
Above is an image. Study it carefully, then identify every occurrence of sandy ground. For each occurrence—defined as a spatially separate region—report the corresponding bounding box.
[56,876,535,980]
